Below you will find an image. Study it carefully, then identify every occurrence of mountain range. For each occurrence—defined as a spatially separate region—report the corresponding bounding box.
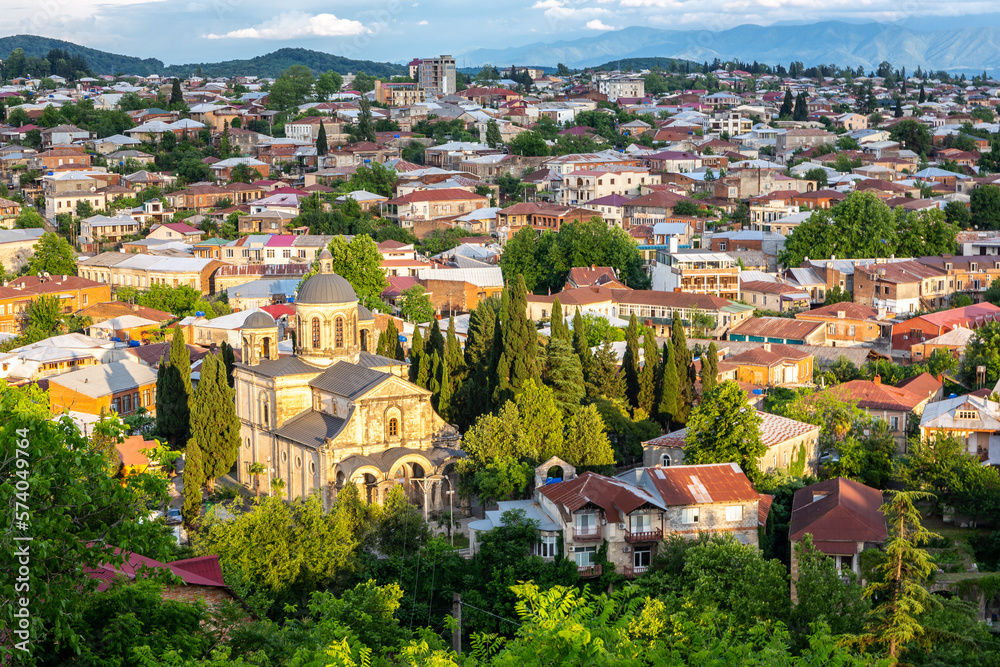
[464,21,1000,73]
[0,35,405,78]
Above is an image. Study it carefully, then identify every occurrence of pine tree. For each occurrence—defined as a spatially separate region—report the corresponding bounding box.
[658,344,680,430]
[456,296,500,429]
[550,297,568,341]
[571,307,592,381]
[918,83,926,103]
[170,78,183,106]
[181,437,204,528]
[493,275,539,407]
[155,328,192,449]
[638,329,660,415]
[192,353,241,493]
[670,313,693,424]
[622,314,642,408]
[408,326,424,383]
[427,318,445,359]
[699,342,719,395]
[544,335,585,416]
[317,120,328,156]
[793,91,807,121]
[378,319,405,360]
[220,341,236,388]
[779,89,794,118]
[437,352,451,420]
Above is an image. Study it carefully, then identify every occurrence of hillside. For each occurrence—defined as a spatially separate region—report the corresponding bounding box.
[0,37,405,78]
[464,21,1000,73]
[0,34,164,76]
[160,47,406,79]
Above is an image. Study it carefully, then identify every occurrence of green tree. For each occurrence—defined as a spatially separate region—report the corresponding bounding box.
[658,343,680,429]
[268,64,315,110]
[543,334,584,416]
[26,232,76,276]
[190,353,239,494]
[514,379,564,462]
[169,78,183,106]
[571,307,592,380]
[14,208,45,229]
[670,312,693,424]
[316,120,328,156]
[0,385,174,660]
[155,326,192,449]
[315,70,344,100]
[376,319,405,360]
[684,381,766,485]
[182,436,204,528]
[700,341,719,394]
[779,89,794,118]
[220,340,236,388]
[960,320,1000,387]
[326,234,389,310]
[589,336,626,400]
[638,328,660,414]
[859,491,940,662]
[824,285,853,305]
[562,403,616,467]
[789,535,869,649]
[21,294,67,343]
[399,285,434,323]
[889,118,932,157]
[943,200,971,228]
[492,275,539,407]
[622,314,642,408]
[804,167,828,188]
[356,96,376,143]
[485,118,502,148]
[508,130,549,157]
[971,184,1000,230]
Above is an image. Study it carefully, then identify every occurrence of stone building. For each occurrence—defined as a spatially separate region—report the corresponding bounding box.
[233,249,462,511]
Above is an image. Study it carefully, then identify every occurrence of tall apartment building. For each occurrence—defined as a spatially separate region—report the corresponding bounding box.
[594,75,644,101]
[415,55,456,97]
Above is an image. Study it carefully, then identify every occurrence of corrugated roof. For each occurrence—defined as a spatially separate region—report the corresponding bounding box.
[537,471,663,522]
[237,356,321,378]
[789,477,887,544]
[821,379,926,412]
[273,408,348,449]
[644,463,759,505]
[308,361,390,399]
[49,360,157,397]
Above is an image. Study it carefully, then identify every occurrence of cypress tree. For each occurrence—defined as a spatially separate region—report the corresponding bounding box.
[918,83,926,103]
[671,312,693,424]
[169,325,193,404]
[571,307,592,381]
[779,89,794,118]
[493,275,539,407]
[437,352,451,420]
[550,297,568,341]
[445,315,464,380]
[378,319,405,360]
[589,336,625,400]
[658,344,680,430]
[700,341,719,395]
[417,349,433,389]
[220,341,236,388]
[408,326,424,383]
[181,437,204,528]
[192,353,241,493]
[317,120,328,156]
[638,329,660,415]
[427,318,445,359]
[170,78,183,106]
[793,91,807,121]
[426,351,441,396]
[456,296,499,428]
[622,313,642,408]
[544,335,585,416]
[155,327,192,449]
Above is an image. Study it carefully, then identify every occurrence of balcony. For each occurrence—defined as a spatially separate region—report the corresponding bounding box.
[577,564,602,578]
[573,526,602,541]
[622,565,649,579]
[625,528,662,543]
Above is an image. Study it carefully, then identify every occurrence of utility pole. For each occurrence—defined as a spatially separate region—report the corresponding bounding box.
[452,593,462,655]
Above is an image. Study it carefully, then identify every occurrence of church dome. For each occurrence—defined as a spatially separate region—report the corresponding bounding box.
[243,309,276,329]
[297,272,357,304]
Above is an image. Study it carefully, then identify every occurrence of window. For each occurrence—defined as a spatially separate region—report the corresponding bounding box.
[262,400,269,427]
[111,398,120,413]
[630,513,652,533]
[122,394,132,413]
[388,417,398,437]
[142,389,150,406]
[537,534,558,558]
[957,410,979,420]
[633,548,651,570]
[335,318,344,348]
[837,555,854,572]
[660,453,671,467]
[726,505,743,522]
[848,325,856,336]
[266,249,275,258]
[828,324,837,335]
[312,317,321,348]
[574,546,597,567]
[681,508,699,524]
[133,392,140,409]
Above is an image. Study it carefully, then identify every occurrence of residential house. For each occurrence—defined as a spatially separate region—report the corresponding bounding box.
[775,129,837,153]
[79,214,142,250]
[496,202,597,239]
[386,189,489,227]
[788,478,886,600]
[854,260,951,315]
[795,303,889,345]
[48,360,158,418]
[613,290,755,337]
[728,316,827,345]
[643,410,820,475]
[919,394,1000,465]
[78,254,224,295]
[909,327,976,363]
[650,249,740,301]
[889,303,1000,358]
[147,222,204,243]
[820,376,938,449]
[87,315,162,343]
[740,281,811,313]
[723,343,814,387]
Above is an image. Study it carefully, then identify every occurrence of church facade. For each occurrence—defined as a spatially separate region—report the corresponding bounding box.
[232,249,462,511]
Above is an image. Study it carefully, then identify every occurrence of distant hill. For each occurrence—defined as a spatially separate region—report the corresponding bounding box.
[0,37,406,78]
[589,57,701,73]
[160,48,406,79]
[0,34,164,76]
[464,21,1000,73]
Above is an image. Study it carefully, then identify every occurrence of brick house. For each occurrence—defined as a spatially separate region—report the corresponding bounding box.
[788,478,886,601]
[795,302,888,344]
[496,202,597,237]
[854,260,951,315]
[48,360,158,417]
[166,185,233,212]
[644,410,821,475]
[816,376,937,449]
[386,189,489,226]
[723,343,813,387]
[0,275,112,333]
[889,303,1000,357]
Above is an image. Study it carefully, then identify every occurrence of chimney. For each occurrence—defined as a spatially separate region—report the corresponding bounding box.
[874,375,881,386]
[762,342,771,352]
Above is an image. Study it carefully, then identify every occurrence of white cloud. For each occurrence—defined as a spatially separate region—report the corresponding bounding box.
[418,19,429,25]
[586,19,618,30]
[204,11,368,40]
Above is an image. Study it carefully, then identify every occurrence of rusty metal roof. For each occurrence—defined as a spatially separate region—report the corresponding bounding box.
[643,463,759,505]
[789,477,887,544]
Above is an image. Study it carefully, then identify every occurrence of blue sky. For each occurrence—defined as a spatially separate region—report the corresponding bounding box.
[3,0,1000,66]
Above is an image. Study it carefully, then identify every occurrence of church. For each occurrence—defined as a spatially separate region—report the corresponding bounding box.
[232,249,462,511]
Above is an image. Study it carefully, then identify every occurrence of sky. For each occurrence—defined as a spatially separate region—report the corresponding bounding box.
[2,0,1000,66]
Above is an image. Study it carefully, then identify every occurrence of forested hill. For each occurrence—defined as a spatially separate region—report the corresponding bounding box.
[160,47,406,79]
[0,37,406,78]
[0,35,164,76]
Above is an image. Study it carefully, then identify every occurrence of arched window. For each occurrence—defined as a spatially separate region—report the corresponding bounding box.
[335,317,344,348]
[262,399,269,427]
[388,417,399,437]
[660,453,671,467]
[312,317,321,348]
[262,337,270,359]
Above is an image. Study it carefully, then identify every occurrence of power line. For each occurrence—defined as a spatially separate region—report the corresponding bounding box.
[459,601,521,627]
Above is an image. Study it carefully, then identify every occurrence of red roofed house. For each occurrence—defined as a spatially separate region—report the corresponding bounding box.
[890,302,1000,358]
[816,376,939,449]
[795,302,889,344]
[147,222,204,243]
[86,548,245,612]
[723,343,814,387]
[643,410,821,475]
[386,188,489,226]
[788,478,887,600]
[564,265,625,290]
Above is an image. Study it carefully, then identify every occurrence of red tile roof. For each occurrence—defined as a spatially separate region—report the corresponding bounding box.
[909,302,1000,328]
[894,372,943,402]
[726,343,811,368]
[87,549,227,592]
[789,477,887,546]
